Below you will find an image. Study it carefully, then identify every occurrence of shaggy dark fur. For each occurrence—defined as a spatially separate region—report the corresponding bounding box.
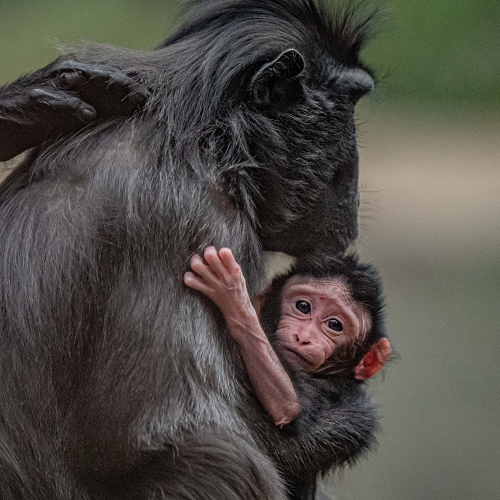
[0,1,378,499]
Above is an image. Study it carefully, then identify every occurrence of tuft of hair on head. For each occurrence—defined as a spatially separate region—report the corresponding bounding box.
[159,0,380,108]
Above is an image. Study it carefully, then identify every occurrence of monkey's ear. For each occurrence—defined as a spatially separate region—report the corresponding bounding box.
[354,338,391,381]
[250,49,305,108]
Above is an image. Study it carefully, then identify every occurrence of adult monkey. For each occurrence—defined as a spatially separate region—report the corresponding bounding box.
[0,1,378,499]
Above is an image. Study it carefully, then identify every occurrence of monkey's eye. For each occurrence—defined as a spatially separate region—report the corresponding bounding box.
[327,319,343,332]
[295,301,311,314]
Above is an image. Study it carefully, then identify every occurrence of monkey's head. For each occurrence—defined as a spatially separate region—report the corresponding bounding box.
[162,0,376,257]
[260,252,390,380]
[246,41,373,257]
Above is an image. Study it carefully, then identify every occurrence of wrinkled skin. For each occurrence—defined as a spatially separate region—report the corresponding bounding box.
[275,276,372,371]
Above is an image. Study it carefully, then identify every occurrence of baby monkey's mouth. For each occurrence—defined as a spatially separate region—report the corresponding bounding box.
[281,346,316,371]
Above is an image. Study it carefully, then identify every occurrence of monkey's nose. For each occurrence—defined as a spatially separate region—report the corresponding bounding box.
[295,332,309,344]
[340,68,374,104]
[295,326,313,344]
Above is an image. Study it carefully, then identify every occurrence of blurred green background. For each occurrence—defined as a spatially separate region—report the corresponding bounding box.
[1,1,499,499]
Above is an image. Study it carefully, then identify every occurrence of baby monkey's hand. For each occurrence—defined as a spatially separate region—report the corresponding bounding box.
[184,247,257,336]
[185,247,301,426]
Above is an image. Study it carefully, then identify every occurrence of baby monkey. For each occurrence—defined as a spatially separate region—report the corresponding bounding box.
[184,247,391,426]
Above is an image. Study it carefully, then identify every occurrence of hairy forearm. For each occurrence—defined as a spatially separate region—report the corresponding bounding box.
[227,313,301,426]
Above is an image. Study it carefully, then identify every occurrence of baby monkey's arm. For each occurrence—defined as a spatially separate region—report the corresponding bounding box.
[184,246,300,426]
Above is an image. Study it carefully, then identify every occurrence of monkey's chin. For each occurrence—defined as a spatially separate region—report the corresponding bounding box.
[281,346,316,372]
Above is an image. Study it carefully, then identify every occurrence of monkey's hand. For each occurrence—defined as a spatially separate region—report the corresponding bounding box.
[0,59,147,161]
[184,246,259,341]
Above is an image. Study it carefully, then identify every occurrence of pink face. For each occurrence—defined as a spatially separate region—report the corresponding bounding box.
[275,276,371,372]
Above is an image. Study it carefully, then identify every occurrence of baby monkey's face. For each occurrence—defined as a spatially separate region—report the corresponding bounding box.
[275,275,371,372]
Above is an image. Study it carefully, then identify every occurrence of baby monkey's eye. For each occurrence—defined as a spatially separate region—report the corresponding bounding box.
[328,319,343,332]
[295,301,311,314]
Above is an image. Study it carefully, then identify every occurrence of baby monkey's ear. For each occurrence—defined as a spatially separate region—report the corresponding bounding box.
[354,338,391,381]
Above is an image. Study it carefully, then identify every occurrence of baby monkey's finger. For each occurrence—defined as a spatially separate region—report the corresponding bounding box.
[184,272,212,297]
[190,254,217,283]
[203,246,227,278]
[218,248,241,275]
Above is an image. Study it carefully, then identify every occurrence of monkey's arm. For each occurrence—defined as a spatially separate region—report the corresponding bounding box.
[184,246,301,426]
[0,59,147,161]
[224,305,301,426]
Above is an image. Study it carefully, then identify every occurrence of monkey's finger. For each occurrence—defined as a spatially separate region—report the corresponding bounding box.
[65,95,98,122]
[219,248,241,275]
[59,70,88,90]
[84,66,147,106]
[54,61,148,108]
[190,254,219,283]
[111,79,148,107]
[184,272,214,298]
[28,88,97,123]
[184,271,203,288]
[204,246,228,279]
[98,69,148,107]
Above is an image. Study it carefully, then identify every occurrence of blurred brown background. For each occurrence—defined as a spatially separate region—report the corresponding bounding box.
[1,1,499,499]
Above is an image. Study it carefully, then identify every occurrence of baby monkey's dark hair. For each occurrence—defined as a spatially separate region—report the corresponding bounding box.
[260,252,387,379]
